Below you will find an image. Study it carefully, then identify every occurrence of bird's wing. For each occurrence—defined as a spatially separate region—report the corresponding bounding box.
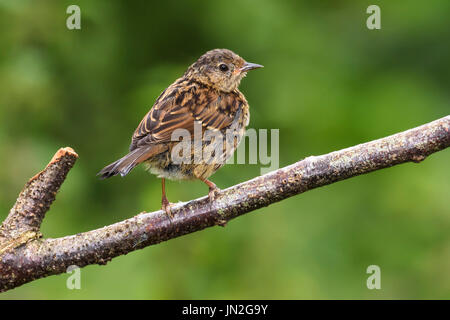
[130,81,244,151]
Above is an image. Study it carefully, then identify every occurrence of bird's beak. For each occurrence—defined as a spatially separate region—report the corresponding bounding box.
[239,62,264,73]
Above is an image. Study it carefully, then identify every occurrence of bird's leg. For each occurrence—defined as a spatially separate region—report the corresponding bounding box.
[161,178,173,219]
[202,179,221,202]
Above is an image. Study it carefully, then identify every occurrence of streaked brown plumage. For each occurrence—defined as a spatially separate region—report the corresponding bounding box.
[98,49,263,217]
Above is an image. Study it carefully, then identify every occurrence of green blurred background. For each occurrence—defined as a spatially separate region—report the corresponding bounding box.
[0,0,449,299]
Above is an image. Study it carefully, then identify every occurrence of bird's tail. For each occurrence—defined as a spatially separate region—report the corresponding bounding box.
[97,147,153,179]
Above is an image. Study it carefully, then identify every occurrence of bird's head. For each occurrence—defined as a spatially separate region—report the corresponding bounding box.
[185,49,263,92]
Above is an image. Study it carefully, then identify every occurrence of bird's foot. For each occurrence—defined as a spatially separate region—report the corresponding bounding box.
[161,197,174,220]
[208,186,221,202]
[201,179,221,202]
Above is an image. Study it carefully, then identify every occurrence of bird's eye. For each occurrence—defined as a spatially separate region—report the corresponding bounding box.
[219,64,229,72]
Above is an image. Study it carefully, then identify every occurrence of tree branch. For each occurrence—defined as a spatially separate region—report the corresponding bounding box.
[0,148,78,251]
[1,116,449,292]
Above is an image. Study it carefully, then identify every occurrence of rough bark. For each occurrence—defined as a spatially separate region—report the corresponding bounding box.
[0,116,449,292]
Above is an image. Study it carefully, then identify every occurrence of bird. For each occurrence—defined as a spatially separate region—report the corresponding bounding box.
[98,49,263,218]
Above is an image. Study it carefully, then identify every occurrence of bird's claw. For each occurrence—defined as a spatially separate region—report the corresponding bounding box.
[208,186,221,202]
[161,198,174,220]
